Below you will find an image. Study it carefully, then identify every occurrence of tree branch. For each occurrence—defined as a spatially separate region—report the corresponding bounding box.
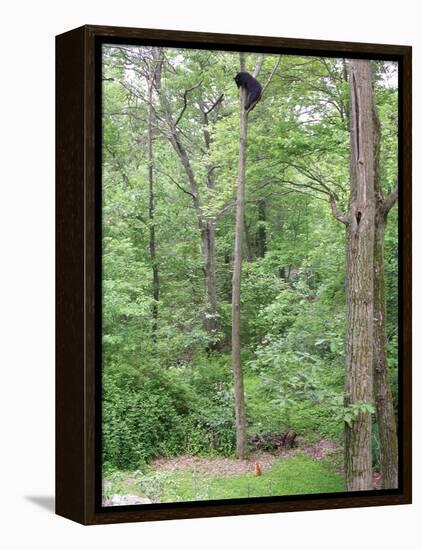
[268,177,331,197]
[384,186,398,214]
[204,93,224,115]
[253,55,265,78]
[261,56,282,97]
[329,192,349,224]
[154,167,196,200]
[174,81,202,127]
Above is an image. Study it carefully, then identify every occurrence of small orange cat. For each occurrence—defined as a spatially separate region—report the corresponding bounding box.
[254,462,262,476]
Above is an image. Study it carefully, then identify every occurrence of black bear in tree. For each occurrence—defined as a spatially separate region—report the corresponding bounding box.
[234,72,263,111]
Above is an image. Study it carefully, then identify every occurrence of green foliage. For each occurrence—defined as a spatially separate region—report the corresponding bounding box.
[180,354,236,456]
[101,46,399,487]
[343,402,376,428]
[102,364,192,469]
[103,355,237,470]
[372,420,381,470]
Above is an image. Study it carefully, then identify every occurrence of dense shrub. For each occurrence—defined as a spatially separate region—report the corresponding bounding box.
[102,365,191,470]
[102,355,237,470]
[177,353,236,456]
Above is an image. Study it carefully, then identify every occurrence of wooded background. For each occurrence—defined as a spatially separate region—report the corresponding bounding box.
[101,45,399,497]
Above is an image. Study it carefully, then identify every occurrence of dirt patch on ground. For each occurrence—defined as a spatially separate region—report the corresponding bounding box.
[372,472,382,489]
[151,439,340,477]
[151,449,296,477]
[149,439,343,478]
[303,438,338,460]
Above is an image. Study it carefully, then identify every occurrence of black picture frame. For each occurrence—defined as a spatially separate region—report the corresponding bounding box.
[56,24,412,525]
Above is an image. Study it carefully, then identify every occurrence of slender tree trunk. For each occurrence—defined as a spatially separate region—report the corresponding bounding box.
[201,114,219,343]
[147,73,159,339]
[372,96,399,488]
[232,53,248,459]
[257,199,267,258]
[224,254,232,302]
[170,128,218,343]
[160,82,219,344]
[243,216,254,261]
[344,60,376,491]
[202,220,218,339]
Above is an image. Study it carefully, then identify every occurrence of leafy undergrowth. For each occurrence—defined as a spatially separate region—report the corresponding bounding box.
[103,452,345,504]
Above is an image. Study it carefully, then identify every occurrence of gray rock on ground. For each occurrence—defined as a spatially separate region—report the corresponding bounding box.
[103,494,152,506]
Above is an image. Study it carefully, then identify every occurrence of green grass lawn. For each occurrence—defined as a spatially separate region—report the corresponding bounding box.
[103,453,345,504]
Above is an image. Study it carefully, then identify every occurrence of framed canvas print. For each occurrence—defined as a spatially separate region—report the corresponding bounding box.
[56,25,412,525]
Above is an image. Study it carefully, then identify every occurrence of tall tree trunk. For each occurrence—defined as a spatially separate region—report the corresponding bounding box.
[159,79,219,345]
[372,98,398,488]
[201,111,219,344]
[224,254,232,302]
[244,216,254,261]
[344,60,376,491]
[202,220,218,339]
[232,53,248,459]
[373,208,398,488]
[257,199,267,258]
[147,70,159,339]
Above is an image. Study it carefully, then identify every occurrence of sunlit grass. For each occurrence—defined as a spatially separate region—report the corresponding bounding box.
[103,453,345,504]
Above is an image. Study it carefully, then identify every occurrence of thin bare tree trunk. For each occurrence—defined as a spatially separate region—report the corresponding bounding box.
[232,53,248,459]
[202,220,218,339]
[201,108,219,343]
[243,216,254,261]
[159,78,220,346]
[344,59,376,491]
[147,60,159,340]
[231,54,265,458]
[257,199,267,258]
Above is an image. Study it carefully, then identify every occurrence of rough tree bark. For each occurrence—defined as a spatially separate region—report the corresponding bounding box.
[373,98,399,488]
[344,59,376,491]
[373,200,398,488]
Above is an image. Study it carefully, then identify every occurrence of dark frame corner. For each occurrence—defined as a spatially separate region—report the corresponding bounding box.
[56,25,412,525]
